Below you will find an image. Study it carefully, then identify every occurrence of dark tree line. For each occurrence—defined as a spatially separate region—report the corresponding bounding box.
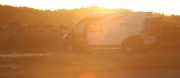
[0,5,130,25]
[0,21,74,52]
[0,4,180,25]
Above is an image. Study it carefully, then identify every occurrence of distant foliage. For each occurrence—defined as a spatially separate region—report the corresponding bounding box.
[0,21,73,52]
[0,5,131,24]
[153,13,180,41]
[158,22,180,41]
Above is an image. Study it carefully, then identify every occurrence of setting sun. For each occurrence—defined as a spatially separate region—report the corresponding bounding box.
[0,0,180,15]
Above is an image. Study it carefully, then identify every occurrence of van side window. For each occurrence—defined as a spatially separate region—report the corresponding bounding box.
[77,23,85,34]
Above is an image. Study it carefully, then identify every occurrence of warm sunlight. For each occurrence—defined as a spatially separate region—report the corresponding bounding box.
[0,0,180,15]
[1,0,180,78]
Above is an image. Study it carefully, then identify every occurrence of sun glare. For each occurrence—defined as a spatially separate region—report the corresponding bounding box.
[0,0,180,15]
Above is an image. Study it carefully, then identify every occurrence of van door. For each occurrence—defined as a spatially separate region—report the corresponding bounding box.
[75,23,90,49]
[73,16,107,49]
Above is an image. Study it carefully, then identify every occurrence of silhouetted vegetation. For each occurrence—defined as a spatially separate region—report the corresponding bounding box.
[0,4,179,53]
[0,4,130,25]
[0,21,73,52]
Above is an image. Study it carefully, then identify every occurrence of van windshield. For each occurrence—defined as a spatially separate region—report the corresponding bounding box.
[64,16,107,38]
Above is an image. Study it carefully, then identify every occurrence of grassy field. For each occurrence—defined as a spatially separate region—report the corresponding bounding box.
[0,48,180,78]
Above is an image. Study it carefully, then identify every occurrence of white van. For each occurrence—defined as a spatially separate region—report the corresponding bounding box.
[60,11,163,53]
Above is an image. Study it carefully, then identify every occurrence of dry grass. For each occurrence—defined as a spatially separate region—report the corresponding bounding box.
[0,50,180,78]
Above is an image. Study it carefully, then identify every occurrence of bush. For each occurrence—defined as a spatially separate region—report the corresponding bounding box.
[0,22,72,53]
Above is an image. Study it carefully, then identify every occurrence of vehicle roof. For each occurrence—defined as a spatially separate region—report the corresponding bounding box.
[86,11,153,17]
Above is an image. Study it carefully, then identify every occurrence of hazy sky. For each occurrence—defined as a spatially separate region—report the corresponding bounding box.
[0,0,179,15]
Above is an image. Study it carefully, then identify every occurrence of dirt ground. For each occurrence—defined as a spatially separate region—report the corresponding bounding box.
[0,50,180,78]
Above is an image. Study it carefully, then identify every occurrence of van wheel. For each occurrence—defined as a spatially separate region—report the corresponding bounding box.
[121,37,136,54]
[65,45,75,52]
[125,46,132,52]
[67,46,73,51]
[122,44,135,54]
